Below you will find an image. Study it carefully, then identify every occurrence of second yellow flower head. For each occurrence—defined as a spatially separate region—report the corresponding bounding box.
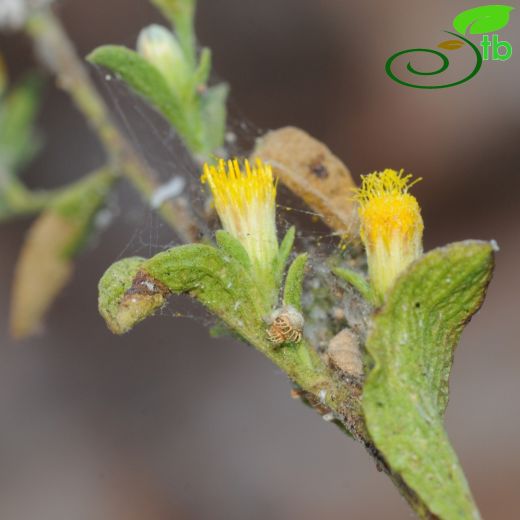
[355,169,424,302]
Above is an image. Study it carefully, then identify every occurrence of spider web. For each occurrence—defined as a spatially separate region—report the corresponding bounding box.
[91,67,345,326]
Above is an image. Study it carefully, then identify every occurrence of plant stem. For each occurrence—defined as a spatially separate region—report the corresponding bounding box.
[25,8,200,243]
[238,330,437,518]
[0,171,57,220]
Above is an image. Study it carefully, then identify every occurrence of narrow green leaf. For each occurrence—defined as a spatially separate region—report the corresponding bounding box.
[273,226,295,286]
[87,45,199,150]
[52,168,115,257]
[453,5,514,35]
[200,82,228,153]
[215,229,251,270]
[193,47,211,88]
[333,266,374,304]
[363,240,494,519]
[283,253,308,311]
[0,74,43,172]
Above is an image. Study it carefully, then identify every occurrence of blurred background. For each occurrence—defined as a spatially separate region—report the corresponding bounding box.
[0,0,519,518]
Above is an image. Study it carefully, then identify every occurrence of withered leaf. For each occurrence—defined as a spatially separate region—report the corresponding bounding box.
[254,127,358,236]
[10,169,114,338]
[10,212,75,338]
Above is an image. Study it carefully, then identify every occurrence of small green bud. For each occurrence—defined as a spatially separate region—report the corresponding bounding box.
[137,24,190,99]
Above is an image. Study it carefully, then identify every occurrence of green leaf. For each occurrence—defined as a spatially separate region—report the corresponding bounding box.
[98,257,147,334]
[193,47,211,88]
[283,253,308,311]
[145,245,266,332]
[453,5,514,35]
[98,244,267,340]
[200,82,228,153]
[52,168,116,257]
[215,229,251,270]
[363,241,494,519]
[97,245,335,407]
[273,226,295,286]
[0,178,54,221]
[0,74,43,172]
[87,45,198,150]
[333,266,374,304]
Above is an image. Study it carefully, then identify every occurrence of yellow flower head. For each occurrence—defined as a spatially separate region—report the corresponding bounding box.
[201,158,278,270]
[354,169,424,303]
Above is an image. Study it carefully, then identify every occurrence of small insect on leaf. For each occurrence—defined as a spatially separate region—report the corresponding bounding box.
[437,40,466,51]
[266,306,304,346]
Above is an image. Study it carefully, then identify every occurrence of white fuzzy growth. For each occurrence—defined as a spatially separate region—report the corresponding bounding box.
[0,0,51,29]
[94,208,113,229]
[151,176,186,208]
[142,280,156,292]
[0,0,26,28]
[267,305,304,330]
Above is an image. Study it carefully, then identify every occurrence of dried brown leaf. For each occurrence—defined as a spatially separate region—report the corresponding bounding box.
[9,168,114,338]
[10,212,76,338]
[254,126,358,235]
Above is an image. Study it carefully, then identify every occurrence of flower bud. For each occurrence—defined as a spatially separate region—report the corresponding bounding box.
[137,24,190,98]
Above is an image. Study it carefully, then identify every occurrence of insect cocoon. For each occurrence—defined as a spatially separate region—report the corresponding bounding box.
[327,328,363,380]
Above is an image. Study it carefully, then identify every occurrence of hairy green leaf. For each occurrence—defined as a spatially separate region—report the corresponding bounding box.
[453,5,514,35]
[333,266,374,304]
[273,226,295,285]
[98,257,147,334]
[98,244,267,340]
[283,253,308,311]
[144,244,266,333]
[87,45,198,149]
[363,240,494,519]
[0,74,43,172]
[200,82,228,153]
[52,168,115,256]
[193,47,211,88]
[215,230,251,270]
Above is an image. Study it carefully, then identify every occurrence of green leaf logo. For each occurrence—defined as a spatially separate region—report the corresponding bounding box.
[453,5,514,35]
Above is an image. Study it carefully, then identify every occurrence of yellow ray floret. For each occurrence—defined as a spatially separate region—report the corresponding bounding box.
[201,158,278,270]
[354,169,424,302]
